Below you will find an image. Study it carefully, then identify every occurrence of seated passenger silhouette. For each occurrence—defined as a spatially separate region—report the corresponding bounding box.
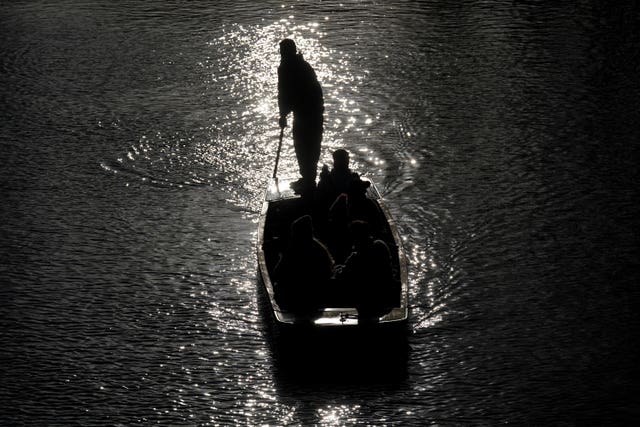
[346,177,385,239]
[338,220,395,318]
[273,215,334,313]
[326,193,351,264]
[317,149,361,206]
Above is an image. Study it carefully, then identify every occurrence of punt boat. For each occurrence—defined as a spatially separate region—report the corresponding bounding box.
[257,176,408,330]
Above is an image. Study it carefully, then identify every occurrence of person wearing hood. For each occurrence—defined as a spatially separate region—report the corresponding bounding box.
[277,38,324,193]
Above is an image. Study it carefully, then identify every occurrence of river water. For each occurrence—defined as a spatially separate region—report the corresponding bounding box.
[1,1,639,425]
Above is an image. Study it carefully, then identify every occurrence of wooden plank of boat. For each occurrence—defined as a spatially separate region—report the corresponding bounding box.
[257,176,408,327]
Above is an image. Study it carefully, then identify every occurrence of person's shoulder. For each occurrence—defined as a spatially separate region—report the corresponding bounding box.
[313,238,335,264]
[313,237,329,251]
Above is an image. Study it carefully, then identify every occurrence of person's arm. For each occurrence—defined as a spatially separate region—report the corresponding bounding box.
[277,66,291,128]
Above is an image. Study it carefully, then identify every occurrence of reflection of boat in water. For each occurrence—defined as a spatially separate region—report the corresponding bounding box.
[257,176,408,329]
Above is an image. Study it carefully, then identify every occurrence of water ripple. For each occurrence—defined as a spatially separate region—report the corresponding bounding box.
[2,1,639,425]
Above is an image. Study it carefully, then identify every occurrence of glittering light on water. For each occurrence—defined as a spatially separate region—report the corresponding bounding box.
[317,405,361,426]
[198,17,381,208]
[104,14,383,204]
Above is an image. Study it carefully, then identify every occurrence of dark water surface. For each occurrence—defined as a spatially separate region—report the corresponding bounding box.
[1,1,639,425]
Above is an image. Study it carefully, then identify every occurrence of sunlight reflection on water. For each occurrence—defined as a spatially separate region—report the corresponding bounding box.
[98,13,443,422]
[4,1,637,425]
[200,18,378,209]
[101,14,389,216]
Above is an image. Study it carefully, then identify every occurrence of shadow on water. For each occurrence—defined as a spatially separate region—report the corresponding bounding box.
[255,272,409,390]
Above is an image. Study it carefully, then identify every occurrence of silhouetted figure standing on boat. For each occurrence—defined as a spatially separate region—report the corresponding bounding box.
[278,38,324,193]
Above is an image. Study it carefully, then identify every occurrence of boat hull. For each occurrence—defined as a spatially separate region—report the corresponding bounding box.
[257,177,408,328]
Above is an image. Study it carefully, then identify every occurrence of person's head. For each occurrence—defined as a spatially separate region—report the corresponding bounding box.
[332,149,350,171]
[279,39,297,59]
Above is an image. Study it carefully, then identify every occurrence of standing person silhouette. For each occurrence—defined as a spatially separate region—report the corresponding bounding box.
[277,39,324,194]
